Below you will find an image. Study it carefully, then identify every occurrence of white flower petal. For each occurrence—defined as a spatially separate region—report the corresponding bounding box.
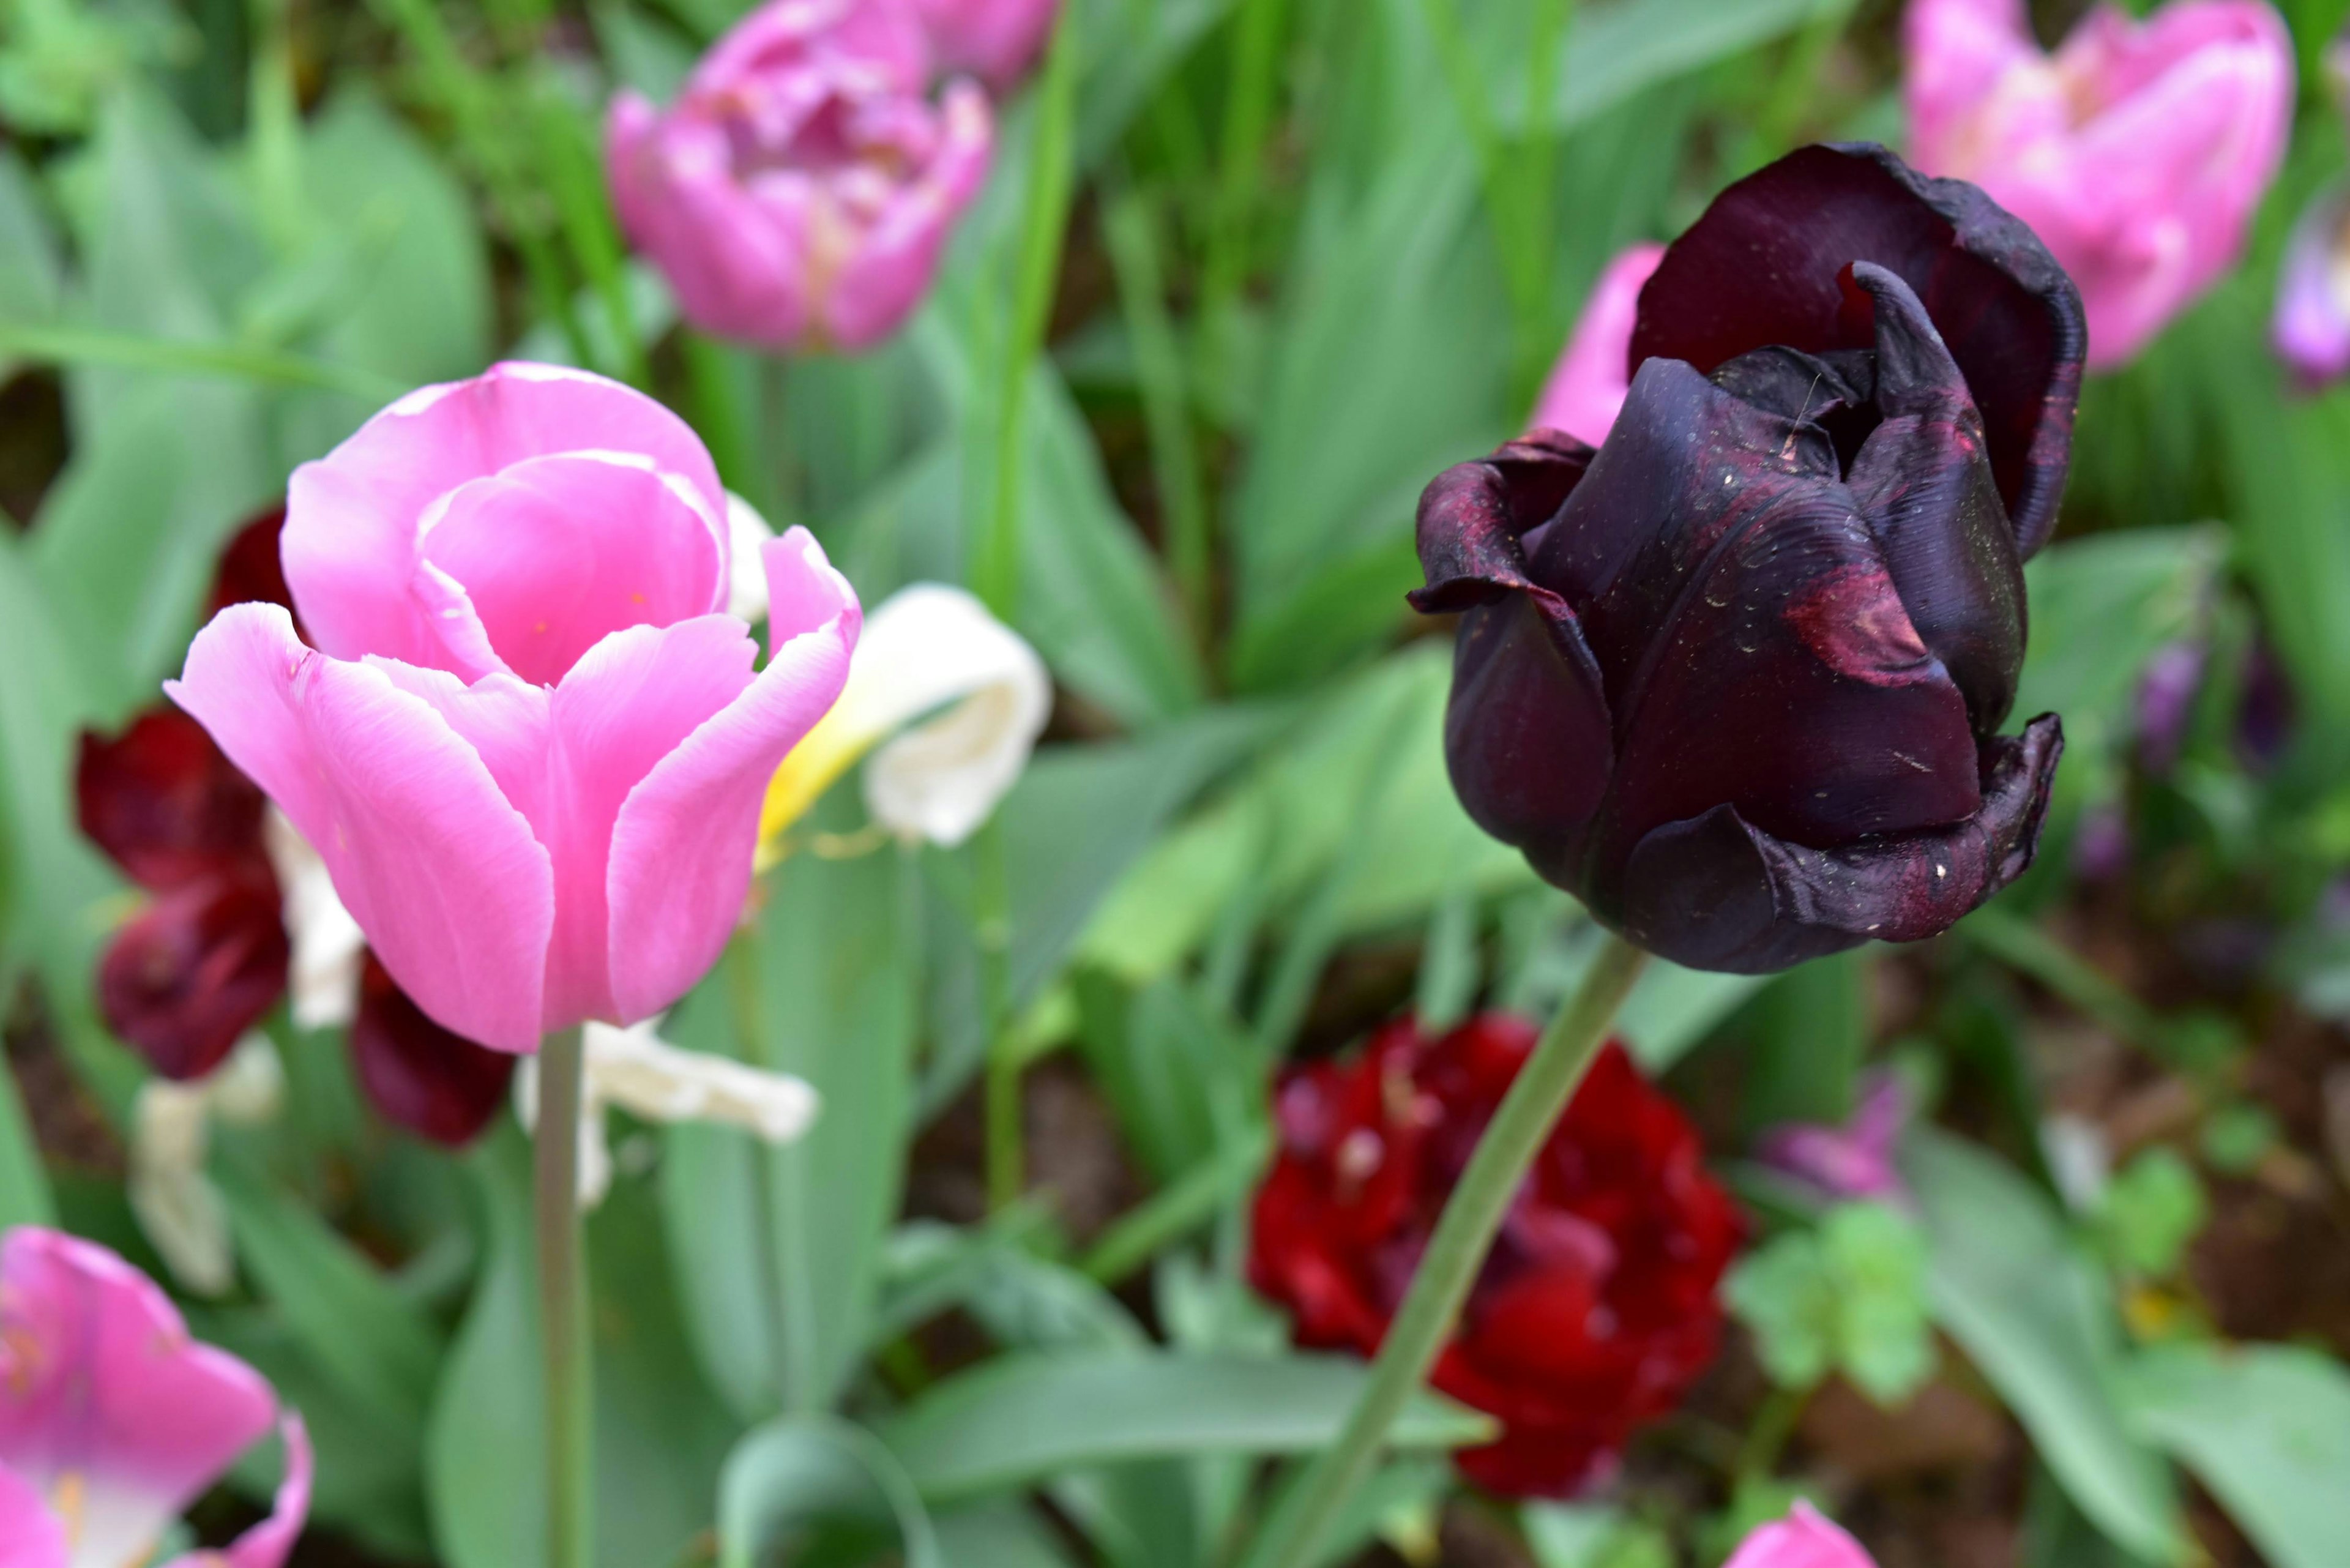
[761,583,1050,852]
[128,1080,234,1297]
[585,1019,819,1145]
[264,807,367,1031]
[725,490,778,624]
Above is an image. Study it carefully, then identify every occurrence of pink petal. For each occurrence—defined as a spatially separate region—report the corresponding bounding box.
[2273,183,2350,386]
[0,1469,65,1568]
[1529,243,1666,445]
[1903,0,2045,173]
[539,618,763,1028]
[0,1230,277,1567]
[604,529,859,1023]
[1723,1503,1878,1568]
[609,114,814,349]
[163,1414,311,1568]
[821,81,993,350]
[417,452,727,685]
[284,364,725,668]
[167,605,556,1051]
[914,0,1060,86]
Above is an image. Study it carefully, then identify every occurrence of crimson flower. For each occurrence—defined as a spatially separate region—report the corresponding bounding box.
[77,509,512,1144]
[1414,144,2080,973]
[1249,1015,1743,1497]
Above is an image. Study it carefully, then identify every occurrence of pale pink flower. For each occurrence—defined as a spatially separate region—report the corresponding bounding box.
[1906,0,2293,367]
[1756,1073,1913,1206]
[913,0,1061,88]
[0,1228,311,1567]
[605,0,993,352]
[2272,181,2350,386]
[1529,243,1665,444]
[1723,1503,1878,1568]
[168,364,861,1052]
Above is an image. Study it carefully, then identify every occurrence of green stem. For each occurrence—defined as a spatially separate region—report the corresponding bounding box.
[975,2,1080,620]
[1080,1128,1272,1284]
[1236,934,1651,1568]
[533,1025,592,1568]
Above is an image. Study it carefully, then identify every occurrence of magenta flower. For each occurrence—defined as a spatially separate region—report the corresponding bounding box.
[605,0,993,352]
[168,364,861,1052]
[1724,1503,1877,1568]
[1529,244,1665,444]
[912,0,1060,88]
[1906,0,2292,368]
[2273,181,2350,386]
[0,1228,310,1566]
[1756,1073,1913,1205]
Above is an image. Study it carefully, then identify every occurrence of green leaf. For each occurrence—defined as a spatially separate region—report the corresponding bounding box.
[2124,1342,2350,1568]
[216,1163,446,1435]
[878,1350,1496,1503]
[0,146,61,346]
[718,1416,942,1568]
[1904,1131,2185,1564]
[2092,1148,2207,1279]
[935,1501,1081,1568]
[1523,0,1854,131]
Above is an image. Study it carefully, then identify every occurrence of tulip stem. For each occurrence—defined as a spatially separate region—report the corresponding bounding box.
[533,1025,593,1568]
[1236,933,1649,1568]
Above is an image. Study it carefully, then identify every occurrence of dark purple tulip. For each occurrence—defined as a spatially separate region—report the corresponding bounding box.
[1413,145,2080,973]
[348,953,517,1148]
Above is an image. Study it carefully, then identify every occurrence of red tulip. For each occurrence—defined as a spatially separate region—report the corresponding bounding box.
[1249,1015,1743,1497]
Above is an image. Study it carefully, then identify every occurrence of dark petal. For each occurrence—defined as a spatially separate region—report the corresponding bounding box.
[1611,714,2063,973]
[207,504,301,633]
[76,708,269,890]
[1631,143,2086,556]
[1841,263,2027,734]
[1408,431,1595,614]
[97,872,288,1080]
[1441,595,1614,856]
[348,952,517,1148]
[1577,365,1981,860]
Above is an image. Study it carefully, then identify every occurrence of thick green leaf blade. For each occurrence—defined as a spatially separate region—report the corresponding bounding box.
[1904,1132,2184,1564]
[718,1416,942,1568]
[878,1350,1496,1503]
[2125,1342,2350,1568]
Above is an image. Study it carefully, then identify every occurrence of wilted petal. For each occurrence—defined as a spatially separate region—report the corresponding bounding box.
[0,1230,279,1568]
[1614,714,2062,972]
[761,583,1050,854]
[166,605,556,1052]
[97,872,288,1082]
[128,1074,233,1297]
[1723,1502,1879,1568]
[1630,143,2084,557]
[349,954,517,1148]
[263,809,365,1031]
[605,530,857,1025]
[724,492,779,624]
[75,709,269,892]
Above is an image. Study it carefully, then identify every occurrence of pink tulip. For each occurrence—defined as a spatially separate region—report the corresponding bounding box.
[1905,0,2292,367]
[1529,243,1665,444]
[913,0,1061,87]
[0,1227,311,1567]
[2273,182,2350,386]
[168,363,861,1052]
[1723,1503,1878,1568]
[605,0,994,352]
[1756,1073,1914,1206]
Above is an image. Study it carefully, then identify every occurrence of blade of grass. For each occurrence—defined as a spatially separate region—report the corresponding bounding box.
[532,81,651,387]
[973,2,1081,620]
[1103,182,1215,644]
[1199,0,1289,346]
[0,323,405,400]
[1081,1128,1273,1284]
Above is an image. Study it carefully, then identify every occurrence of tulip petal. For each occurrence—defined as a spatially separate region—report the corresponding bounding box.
[1562,361,1983,864]
[159,1413,311,1568]
[167,605,556,1052]
[819,80,994,351]
[98,870,289,1081]
[1630,143,2085,556]
[75,709,270,892]
[417,450,729,685]
[542,618,760,1028]
[0,1230,278,1568]
[1530,243,1667,445]
[1615,713,2062,972]
[285,363,725,667]
[1722,1501,1879,1568]
[263,809,367,1031]
[349,953,518,1147]
[1841,263,2026,732]
[2272,181,2350,387]
[605,529,858,1024]
[0,1468,64,1568]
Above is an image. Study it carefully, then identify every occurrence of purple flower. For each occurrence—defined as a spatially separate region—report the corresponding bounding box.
[1757,1073,1914,1204]
[1412,145,2079,974]
[605,0,993,352]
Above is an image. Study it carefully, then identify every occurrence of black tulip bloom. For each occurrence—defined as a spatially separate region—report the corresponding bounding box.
[1413,144,2082,973]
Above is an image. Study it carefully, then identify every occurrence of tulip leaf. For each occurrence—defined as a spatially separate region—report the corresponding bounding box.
[2122,1342,2350,1568]
[876,1349,1496,1503]
[935,1501,1081,1568]
[1903,1130,2187,1565]
[0,147,60,354]
[1521,0,1854,132]
[717,1415,944,1568]
[216,1162,446,1435]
